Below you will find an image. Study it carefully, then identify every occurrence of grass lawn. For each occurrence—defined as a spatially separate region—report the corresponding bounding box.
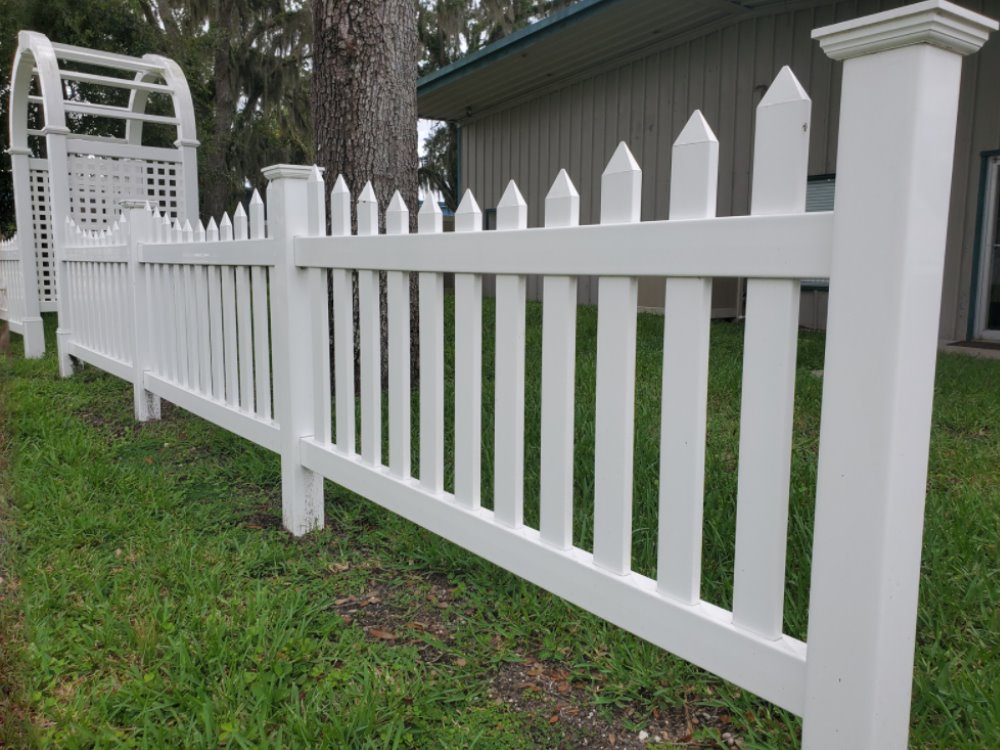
[0,303,997,749]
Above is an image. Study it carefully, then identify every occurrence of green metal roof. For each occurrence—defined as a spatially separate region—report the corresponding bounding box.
[417,0,798,122]
[417,0,620,95]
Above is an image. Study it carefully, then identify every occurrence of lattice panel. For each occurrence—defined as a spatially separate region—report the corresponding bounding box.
[66,154,184,227]
[143,160,184,220]
[27,163,56,307]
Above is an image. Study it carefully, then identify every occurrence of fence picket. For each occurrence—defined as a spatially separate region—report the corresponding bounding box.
[152,264,165,374]
[657,111,718,603]
[221,265,239,405]
[196,264,211,393]
[386,191,411,478]
[357,181,381,465]
[250,189,273,419]
[249,190,266,240]
[306,167,329,440]
[539,169,579,549]
[418,196,444,492]
[208,265,225,401]
[236,263,254,412]
[732,66,810,639]
[453,190,482,506]
[234,202,249,241]
[593,142,640,575]
[184,263,199,385]
[493,180,528,528]
[173,264,190,385]
[331,176,355,454]
[117,262,130,360]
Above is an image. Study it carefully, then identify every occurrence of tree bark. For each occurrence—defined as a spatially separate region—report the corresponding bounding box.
[312,0,421,389]
[203,0,239,221]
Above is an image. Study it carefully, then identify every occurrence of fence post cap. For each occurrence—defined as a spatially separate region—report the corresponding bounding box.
[812,0,997,59]
[261,164,316,181]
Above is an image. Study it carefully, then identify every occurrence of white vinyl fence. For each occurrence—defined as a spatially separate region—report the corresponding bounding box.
[0,234,27,332]
[18,3,999,748]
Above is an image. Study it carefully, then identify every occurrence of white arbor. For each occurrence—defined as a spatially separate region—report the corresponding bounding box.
[5,32,199,363]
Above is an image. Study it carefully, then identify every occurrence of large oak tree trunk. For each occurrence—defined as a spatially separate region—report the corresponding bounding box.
[203,0,239,221]
[312,0,421,389]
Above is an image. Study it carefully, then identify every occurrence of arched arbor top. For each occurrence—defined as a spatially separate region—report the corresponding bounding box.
[9,30,199,154]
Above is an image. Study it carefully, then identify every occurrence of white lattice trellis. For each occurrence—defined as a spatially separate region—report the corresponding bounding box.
[27,161,56,311]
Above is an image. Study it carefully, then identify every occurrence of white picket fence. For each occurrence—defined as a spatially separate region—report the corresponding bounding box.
[17,3,999,748]
[0,234,26,331]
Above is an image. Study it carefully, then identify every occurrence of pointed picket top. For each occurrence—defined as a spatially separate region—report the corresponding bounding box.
[386,190,409,235]
[195,219,206,242]
[357,180,379,236]
[182,219,193,242]
[171,219,182,242]
[111,222,121,243]
[759,65,809,109]
[152,206,161,220]
[143,201,153,214]
[497,179,527,230]
[305,167,325,237]
[418,191,443,234]
[220,211,234,241]
[233,201,249,240]
[249,189,267,239]
[751,66,811,215]
[674,110,718,147]
[207,216,219,242]
[601,141,642,224]
[671,111,719,221]
[545,169,580,228]
[330,174,351,236]
[455,189,482,233]
[603,141,641,176]
[332,173,350,195]
[358,180,378,204]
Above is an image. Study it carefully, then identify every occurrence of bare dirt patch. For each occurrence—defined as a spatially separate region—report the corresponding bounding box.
[324,563,742,748]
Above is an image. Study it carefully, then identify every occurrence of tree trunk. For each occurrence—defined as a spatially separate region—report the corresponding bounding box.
[203,1,239,221]
[312,0,421,389]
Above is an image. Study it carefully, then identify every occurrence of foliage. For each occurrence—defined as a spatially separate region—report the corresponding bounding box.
[142,0,313,214]
[0,0,311,225]
[2,310,998,748]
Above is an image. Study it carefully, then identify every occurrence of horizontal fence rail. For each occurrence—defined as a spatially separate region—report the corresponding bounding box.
[9,5,995,748]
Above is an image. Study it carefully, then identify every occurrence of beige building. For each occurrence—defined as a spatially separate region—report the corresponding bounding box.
[417,0,1000,343]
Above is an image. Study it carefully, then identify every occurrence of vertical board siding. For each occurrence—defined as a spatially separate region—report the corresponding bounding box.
[455,0,1000,332]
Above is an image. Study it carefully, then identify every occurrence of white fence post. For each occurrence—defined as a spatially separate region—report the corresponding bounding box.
[804,5,996,748]
[263,164,325,536]
[6,146,45,358]
[122,200,161,421]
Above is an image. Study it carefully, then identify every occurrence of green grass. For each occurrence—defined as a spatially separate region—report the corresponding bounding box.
[0,304,996,748]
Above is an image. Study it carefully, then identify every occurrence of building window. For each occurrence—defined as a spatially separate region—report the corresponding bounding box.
[804,175,835,290]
